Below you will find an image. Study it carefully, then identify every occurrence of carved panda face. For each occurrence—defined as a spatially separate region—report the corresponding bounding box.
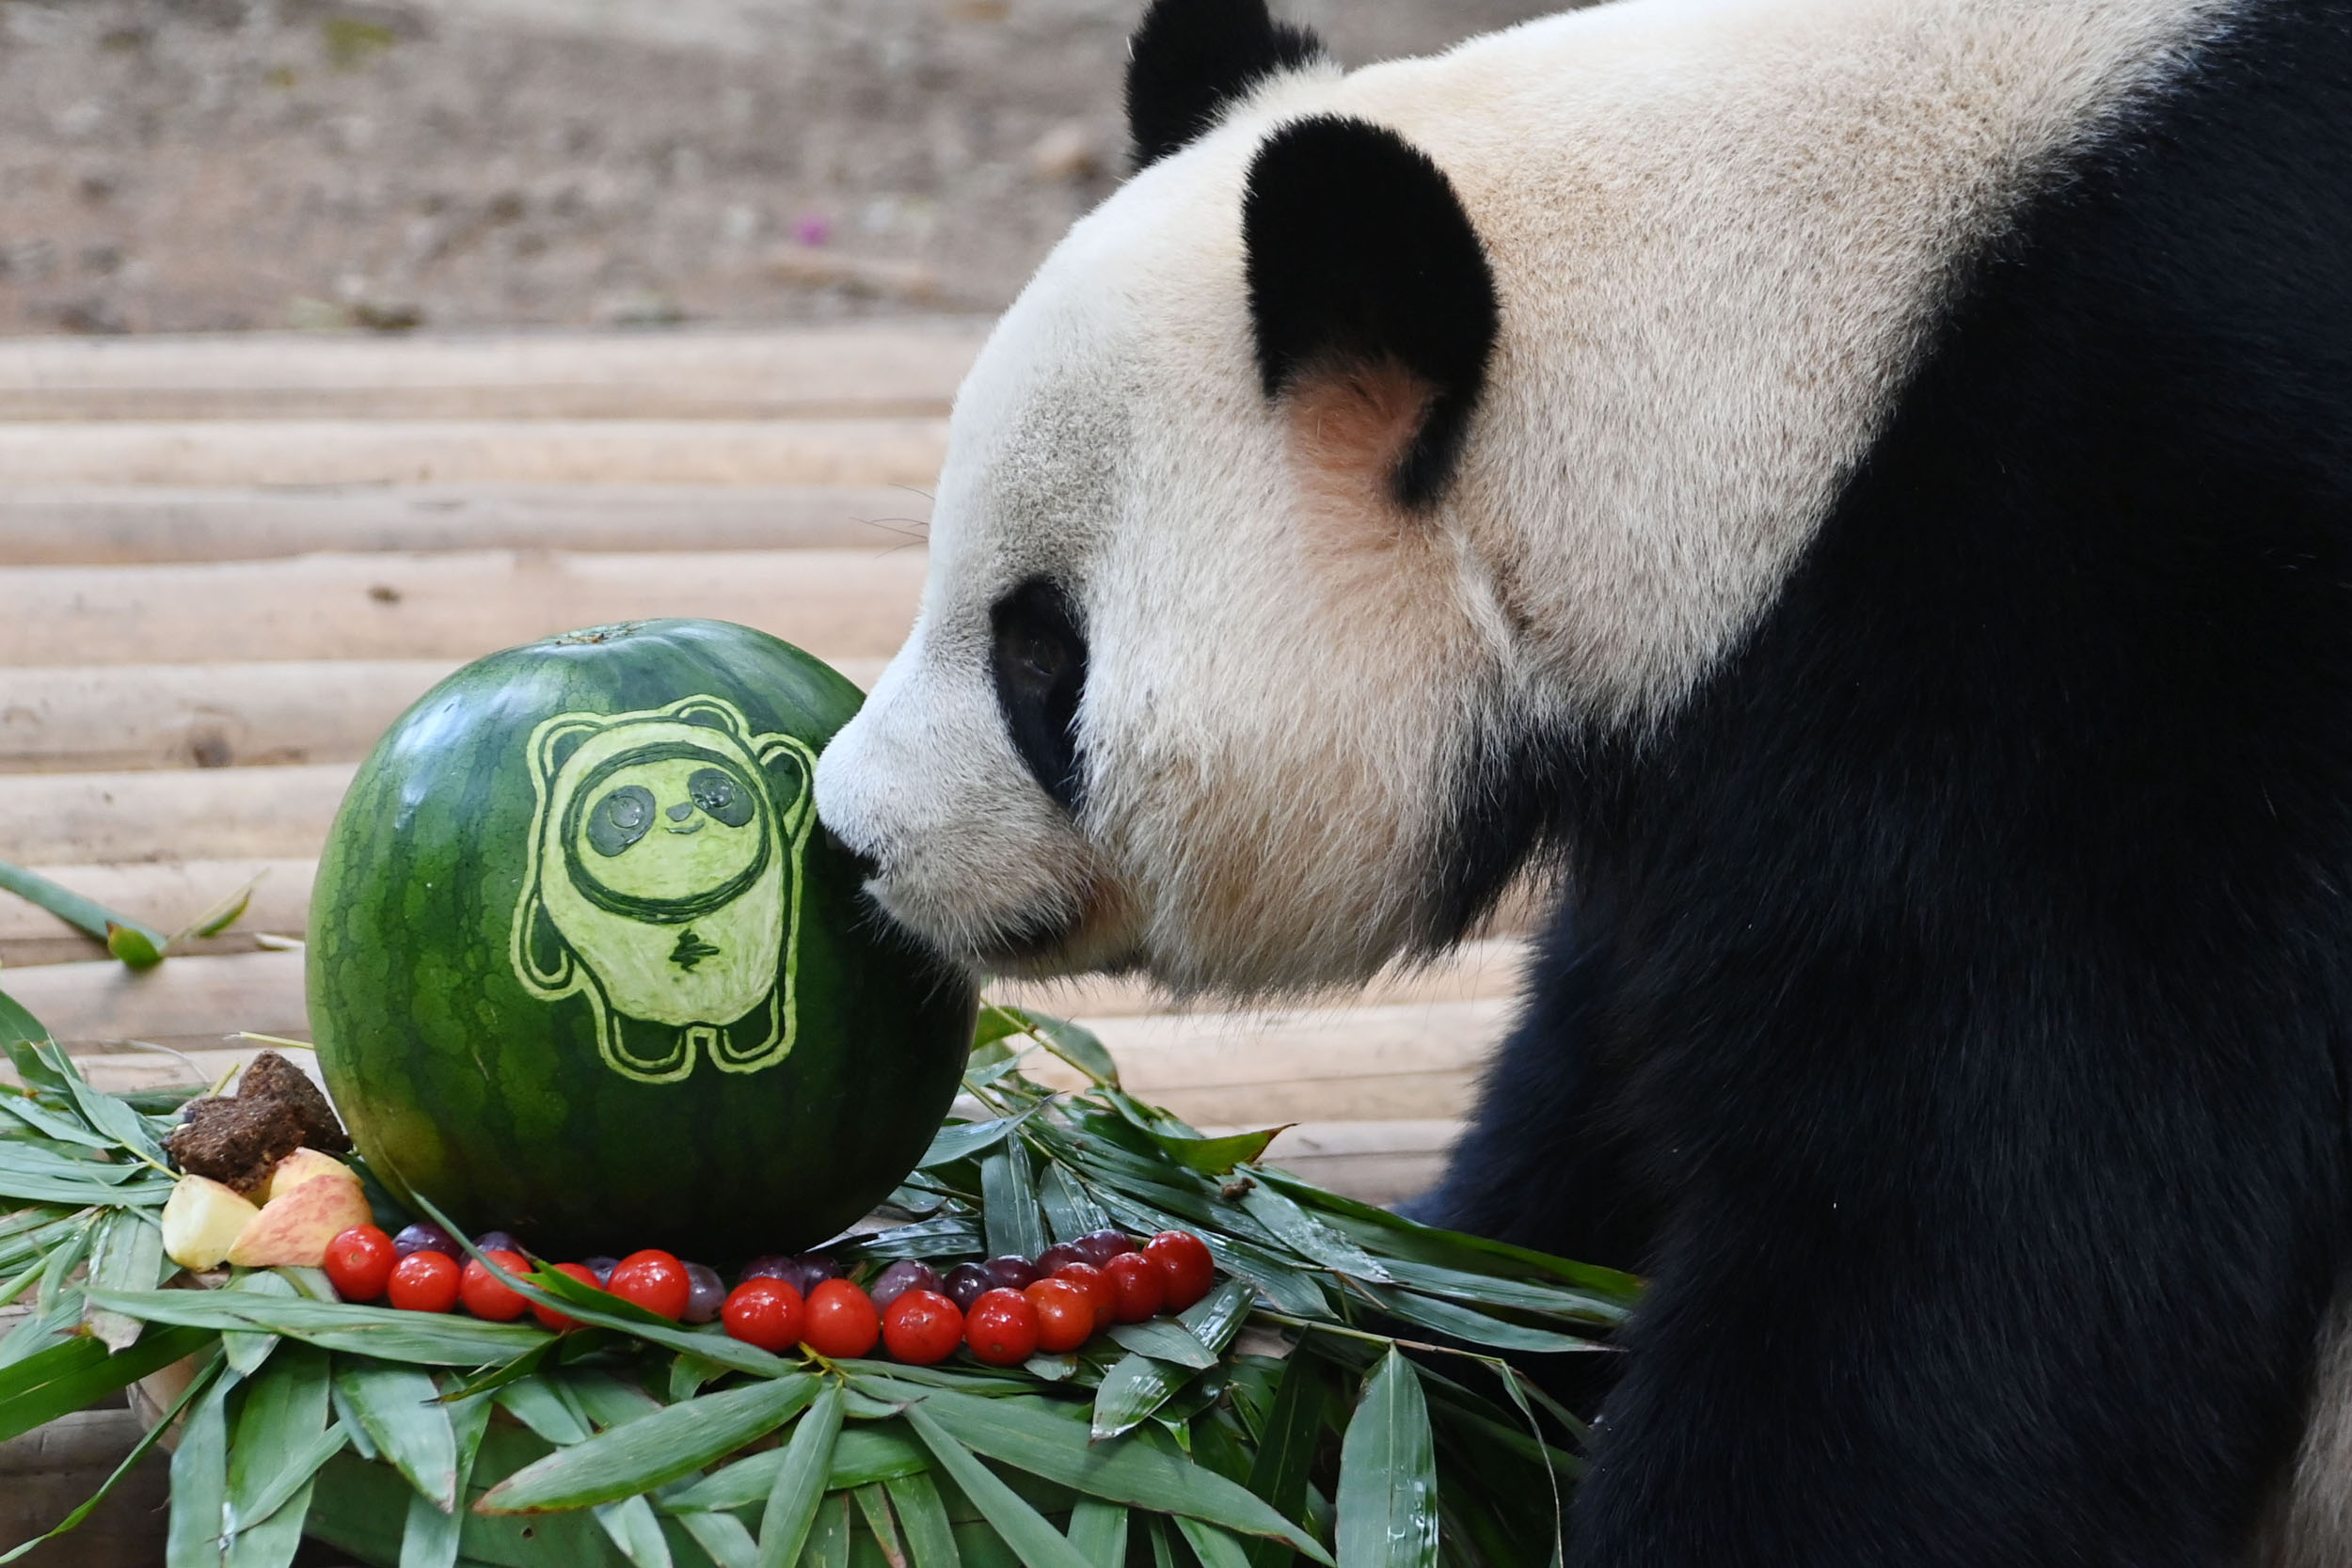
[566,750,768,914]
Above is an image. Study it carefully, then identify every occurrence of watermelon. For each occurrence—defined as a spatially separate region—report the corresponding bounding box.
[308,619,976,1262]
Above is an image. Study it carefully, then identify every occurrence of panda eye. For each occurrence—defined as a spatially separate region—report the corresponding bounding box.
[586,784,656,856]
[990,578,1089,814]
[690,767,755,828]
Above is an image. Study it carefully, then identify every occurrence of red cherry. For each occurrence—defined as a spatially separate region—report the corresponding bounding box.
[722,1278,806,1353]
[882,1290,964,1366]
[386,1249,461,1313]
[963,1288,1040,1366]
[802,1278,882,1358]
[1049,1261,1116,1333]
[458,1249,532,1322]
[533,1262,600,1332]
[1143,1231,1216,1312]
[606,1249,691,1321]
[1025,1277,1096,1354]
[323,1225,396,1304]
[1103,1250,1166,1323]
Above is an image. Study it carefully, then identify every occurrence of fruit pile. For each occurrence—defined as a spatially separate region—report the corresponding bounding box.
[318,1221,1220,1369]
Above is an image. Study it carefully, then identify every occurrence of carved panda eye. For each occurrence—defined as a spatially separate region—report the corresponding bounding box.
[586,784,656,857]
[689,767,755,828]
[990,578,1089,813]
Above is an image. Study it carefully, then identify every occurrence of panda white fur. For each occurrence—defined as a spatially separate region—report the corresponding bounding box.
[815,0,2352,1560]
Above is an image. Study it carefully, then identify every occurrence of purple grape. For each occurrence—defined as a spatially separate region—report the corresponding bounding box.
[868,1259,943,1312]
[682,1263,726,1324]
[474,1230,521,1256]
[790,1252,842,1289]
[739,1255,794,1286]
[583,1256,620,1287]
[1074,1229,1136,1267]
[944,1261,992,1311]
[393,1223,460,1260]
[1036,1243,1087,1276]
[984,1255,1039,1291]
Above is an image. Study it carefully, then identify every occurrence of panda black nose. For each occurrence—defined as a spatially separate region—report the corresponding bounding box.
[666,801,695,821]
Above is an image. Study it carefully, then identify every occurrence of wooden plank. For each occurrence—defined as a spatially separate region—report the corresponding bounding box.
[1249,1120,1460,1208]
[0,656,889,773]
[0,483,934,566]
[989,936,1529,1018]
[0,322,986,418]
[0,765,355,863]
[0,419,947,487]
[0,1408,170,1568]
[0,856,312,968]
[0,548,926,666]
[0,949,310,1047]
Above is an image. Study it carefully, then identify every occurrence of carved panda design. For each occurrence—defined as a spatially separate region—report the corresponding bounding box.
[817,0,2352,1561]
[513,695,817,1084]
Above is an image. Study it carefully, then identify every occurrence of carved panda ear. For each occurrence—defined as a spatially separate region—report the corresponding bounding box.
[1245,115,1500,510]
[1125,0,1327,168]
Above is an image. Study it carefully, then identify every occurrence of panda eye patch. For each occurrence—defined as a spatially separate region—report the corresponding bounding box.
[991,578,1089,814]
[690,767,755,828]
[587,784,657,856]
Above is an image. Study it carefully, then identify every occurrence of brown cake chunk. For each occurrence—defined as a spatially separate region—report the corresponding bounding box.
[165,1094,306,1196]
[236,1051,351,1154]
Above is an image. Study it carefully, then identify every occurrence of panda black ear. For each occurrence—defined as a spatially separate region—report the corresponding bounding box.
[1245,115,1500,510]
[1125,0,1327,168]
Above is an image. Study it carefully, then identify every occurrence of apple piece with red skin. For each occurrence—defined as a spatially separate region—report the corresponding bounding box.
[260,1147,350,1203]
[226,1165,373,1268]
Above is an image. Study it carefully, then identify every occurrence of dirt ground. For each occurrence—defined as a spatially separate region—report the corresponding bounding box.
[0,0,1562,335]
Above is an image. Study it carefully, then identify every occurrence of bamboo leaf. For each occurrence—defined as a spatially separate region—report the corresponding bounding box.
[974,1006,1029,1050]
[1089,1279,1253,1440]
[921,1104,1045,1170]
[660,1421,928,1516]
[981,1146,1046,1262]
[852,1216,987,1261]
[337,1359,459,1510]
[176,871,264,943]
[1036,1164,1109,1243]
[1104,1319,1215,1370]
[0,1348,222,1565]
[221,1270,297,1378]
[854,1481,908,1568]
[867,1380,1327,1563]
[222,1342,332,1568]
[1066,1499,1127,1567]
[802,1492,853,1568]
[497,1374,594,1447]
[677,1510,760,1568]
[1354,1286,1604,1356]
[1335,1351,1438,1568]
[83,1210,167,1351]
[898,1402,1092,1568]
[234,1421,350,1532]
[482,1373,818,1513]
[167,1364,239,1568]
[1176,1520,1253,1568]
[0,1323,215,1444]
[1147,1128,1291,1177]
[0,860,167,960]
[404,1376,499,1568]
[594,1494,675,1568]
[85,1286,550,1366]
[1023,1013,1120,1088]
[756,1381,843,1568]
[882,1472,961,1568]
[1243,1355,1335,1568]
[1236,1186,1391,1284]
[106,924,167,969]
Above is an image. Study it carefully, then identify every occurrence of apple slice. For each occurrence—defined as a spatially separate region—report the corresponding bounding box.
[162,1175,262,1272]
[226,1166,372,1269]
[260,1148,349,1204]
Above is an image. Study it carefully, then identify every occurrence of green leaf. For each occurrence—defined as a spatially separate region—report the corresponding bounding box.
[1023,1013,1121,1088]
[497,1374,594,1447]
[176,871,262,942]
[595,1495,675,1568]
[1089,1279,1253,1440]
[482,1373,818,1513]
[0,1090,112,1148]
[1236,1185,1391,1284]
[677,1510,760,1568]
[0,1348,222,1565]
[83,1210,167,1350]
[0,988,60,1068]
[0,1322,215,1444]
[756,1381,843,1568]
[167,1364,239,1568]
[1147,1128,1291,1176]
[85,1286,550,1365]
[921,1105,1045,1170]
[1354,1286,1604,1356]
[1066,1499,1128,1568]
[221,1270,297,1377]
[436,1338,556,1403]
[898,1402,1092,1568]
[1243,1355,1335,1568]
[854,1481,907,1568]
[337,1359,458,1510]
[852,1215,987,1261]
[1335,1351,1438,1568]
[867,1380,1328,1564]
[404,1379,497,1568]
[882,1472,961,1568]
[1176,1520,1254,1568]
[973,1006,1030,1050]
[106,923,167,969]
[1036,1164,1110,1244]
[981,1146,1046,1263]
[1104,1319,1215,1370]
[234,1420,351,1533]
[660,1420,929,1516]
[0,860,167,959]
[801,1492,853,1568]
[1372,1258,1630,1327]
[222,1343,332,1568]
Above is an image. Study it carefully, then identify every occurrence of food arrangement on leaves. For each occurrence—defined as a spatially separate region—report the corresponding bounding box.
[0,624,1641,1568]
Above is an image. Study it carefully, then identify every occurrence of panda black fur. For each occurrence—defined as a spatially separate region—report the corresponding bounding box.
[817,0,2352,1561]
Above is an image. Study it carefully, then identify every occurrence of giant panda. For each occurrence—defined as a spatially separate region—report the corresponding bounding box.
[814,0,2352,1560]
